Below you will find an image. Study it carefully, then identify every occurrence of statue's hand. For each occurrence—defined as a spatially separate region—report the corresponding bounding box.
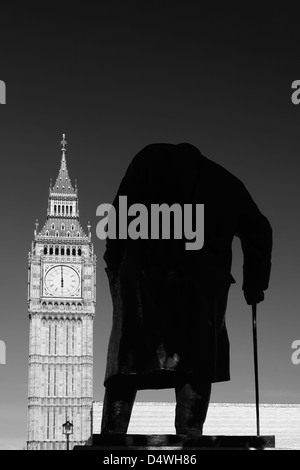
[243,289,264,306]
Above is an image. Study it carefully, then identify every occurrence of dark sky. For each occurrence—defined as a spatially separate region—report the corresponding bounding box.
[1,1,300,449]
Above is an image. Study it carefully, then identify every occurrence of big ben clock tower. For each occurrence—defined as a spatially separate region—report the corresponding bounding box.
[27,135,96,450]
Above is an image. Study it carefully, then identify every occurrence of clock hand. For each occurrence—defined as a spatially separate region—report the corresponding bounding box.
[61,265,64,288]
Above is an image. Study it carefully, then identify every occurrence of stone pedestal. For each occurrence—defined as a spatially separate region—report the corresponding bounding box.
[74,433,276,450]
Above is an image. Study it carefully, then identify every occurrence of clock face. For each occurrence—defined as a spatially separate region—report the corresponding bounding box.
[44,265,80,297]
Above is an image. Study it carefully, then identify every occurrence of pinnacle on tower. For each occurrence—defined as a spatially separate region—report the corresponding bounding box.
[61,133,67,151]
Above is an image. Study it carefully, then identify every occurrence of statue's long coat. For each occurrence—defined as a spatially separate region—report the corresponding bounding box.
[103,144,272,389]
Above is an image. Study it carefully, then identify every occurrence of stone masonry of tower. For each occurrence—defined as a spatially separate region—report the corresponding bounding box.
[27,135,96,450]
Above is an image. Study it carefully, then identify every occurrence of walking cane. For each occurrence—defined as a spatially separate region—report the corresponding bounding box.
[252,303,260,437]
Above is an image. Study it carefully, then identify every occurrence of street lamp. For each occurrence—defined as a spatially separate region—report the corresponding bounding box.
[62,420,73,450]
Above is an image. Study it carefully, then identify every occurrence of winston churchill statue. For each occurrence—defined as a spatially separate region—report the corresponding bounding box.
[100,143,272,436]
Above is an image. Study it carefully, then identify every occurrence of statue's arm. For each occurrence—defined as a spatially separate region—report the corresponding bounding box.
[235,185,273,299]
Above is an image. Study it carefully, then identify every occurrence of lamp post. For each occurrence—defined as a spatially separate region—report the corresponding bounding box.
[62,420,73,450]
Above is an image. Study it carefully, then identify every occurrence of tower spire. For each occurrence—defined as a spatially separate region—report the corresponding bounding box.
[51,134,75,194]
[60,133,67,152]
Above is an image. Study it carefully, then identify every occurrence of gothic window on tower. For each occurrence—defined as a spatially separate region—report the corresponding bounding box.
[72,322,75,354]
[67,247,70,255]
[46,230,49,236]
[61,224,65,231]
[54,369,57,396]
[49,246,53,255]
[55,231,59,237]
[54,205,57,215]
[67,231,70,238]
[72,365,74,393]
[72,248,76,256]
[48,323,51,355]
[66,206,68,215]
[77,231,80,237]
[78,248,82,256]
[54,322,57,355]
[51,224,55,230]
[66,322,69,355]
[55,247,59,255]
[47,408,50,439]
[53,411,56,439]
[44,246,48,255]
[61,247,65,255]
[48,368,51,396]
[71,224,74,231]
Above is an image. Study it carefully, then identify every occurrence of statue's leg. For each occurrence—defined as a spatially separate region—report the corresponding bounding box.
[174,380,211,436]
[101,377,137,434]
